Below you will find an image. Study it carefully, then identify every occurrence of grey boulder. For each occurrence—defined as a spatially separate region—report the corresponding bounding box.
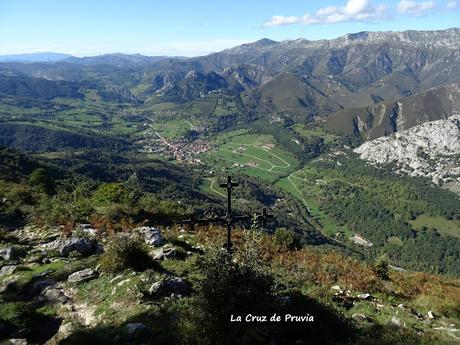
[134,226,164,247]
[42,237,99,257]
[68,268,98,283]
[149,276,189,297]
[0,265,17,276]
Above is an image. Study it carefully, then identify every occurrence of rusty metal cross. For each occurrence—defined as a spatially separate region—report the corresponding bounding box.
[183,176,273,252]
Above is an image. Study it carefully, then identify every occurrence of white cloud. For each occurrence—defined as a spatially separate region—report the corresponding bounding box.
[263,0,388,27]
[396,0,436,15]
[446,0,460,8]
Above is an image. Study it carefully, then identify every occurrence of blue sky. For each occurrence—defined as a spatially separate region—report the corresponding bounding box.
[0,0,459,56]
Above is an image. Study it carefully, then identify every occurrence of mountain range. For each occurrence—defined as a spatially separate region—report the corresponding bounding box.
[1,28,459,129]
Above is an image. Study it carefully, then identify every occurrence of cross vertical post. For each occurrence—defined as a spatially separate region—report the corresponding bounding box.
[220,176,239,251]
[182,176,274,253]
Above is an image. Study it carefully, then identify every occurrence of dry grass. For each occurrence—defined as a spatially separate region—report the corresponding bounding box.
[193,225,460,315]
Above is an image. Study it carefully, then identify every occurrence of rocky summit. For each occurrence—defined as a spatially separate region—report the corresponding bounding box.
[354,115,460,193]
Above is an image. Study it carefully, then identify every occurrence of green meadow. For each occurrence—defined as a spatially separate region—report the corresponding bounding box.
[202,130,299,182]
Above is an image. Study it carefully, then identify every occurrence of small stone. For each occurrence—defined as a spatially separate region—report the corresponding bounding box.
[390,316,404,328]
[109,274,124,283]
[68,268,98,283]
[151,248,165,260]
[9,339,28,345]
[0,276,19,293]
[31,279,56,295]
[352,313,370,323]
[427,311,436,320]
[358,293,372,300]
[397,303,405,309]
[75,224,98,238]
[33,269,55,278]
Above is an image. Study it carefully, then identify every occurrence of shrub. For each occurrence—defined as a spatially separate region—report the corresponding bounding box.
[38,182,93,226]
[373,255,390,280]
[138,194,186,223]
[178,247,276,345]
[29,168,54,194]
[92,183,127,207]
[274,227,300,250]
[99,233,153,273]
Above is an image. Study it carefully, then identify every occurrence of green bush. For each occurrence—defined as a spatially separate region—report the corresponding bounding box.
[138,194,186,223]
[38,181,93,226]
[99,233,153,273]
[178,247,275,345]
[274,227,300,250]
[29,168,54,194]
[92,183,127,207]
[373,255,390,280]
[96,203,134,223]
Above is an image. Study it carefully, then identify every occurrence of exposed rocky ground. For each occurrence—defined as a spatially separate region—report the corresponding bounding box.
[354,115,460,193]
[1,223,460,344]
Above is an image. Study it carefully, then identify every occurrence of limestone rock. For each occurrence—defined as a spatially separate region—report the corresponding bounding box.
[42,237,99,257]
[68,268,98,283]
[38,286,70,304]
[354,115,460,192]
[357,293,372,300]
[0,247,25,261]
[152,244,182,261]
[134,226,164,247]
[390,316,404,328]
[75,224,97,238]
[148,276,189,297]
[352,313,371,323]
[0,265,17,276]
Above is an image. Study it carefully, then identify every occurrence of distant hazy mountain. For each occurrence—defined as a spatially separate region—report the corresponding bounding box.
[64,53,184,67]
[0,52,73,62]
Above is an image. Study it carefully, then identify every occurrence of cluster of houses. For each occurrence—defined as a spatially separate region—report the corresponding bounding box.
[137,133,211,163]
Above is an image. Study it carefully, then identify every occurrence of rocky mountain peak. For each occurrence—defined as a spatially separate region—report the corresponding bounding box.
[354,115,460,193]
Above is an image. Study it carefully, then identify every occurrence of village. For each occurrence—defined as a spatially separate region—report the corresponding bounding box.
[137,131,212,163]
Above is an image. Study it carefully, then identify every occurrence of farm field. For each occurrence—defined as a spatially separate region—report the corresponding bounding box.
[277,168,351,236]
[148,119,195,139]
[201,130,299,183]
[409,215,460,238]
[292,124,341,144]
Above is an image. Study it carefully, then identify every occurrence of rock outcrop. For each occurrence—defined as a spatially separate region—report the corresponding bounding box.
[354,115,460,193]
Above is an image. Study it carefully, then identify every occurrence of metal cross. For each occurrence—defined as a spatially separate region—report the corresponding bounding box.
[183,176,274,252]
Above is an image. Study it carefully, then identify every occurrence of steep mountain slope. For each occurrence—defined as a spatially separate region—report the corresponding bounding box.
[1,28,458,123]
[324,84,460,140]
[354,115,460,193]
